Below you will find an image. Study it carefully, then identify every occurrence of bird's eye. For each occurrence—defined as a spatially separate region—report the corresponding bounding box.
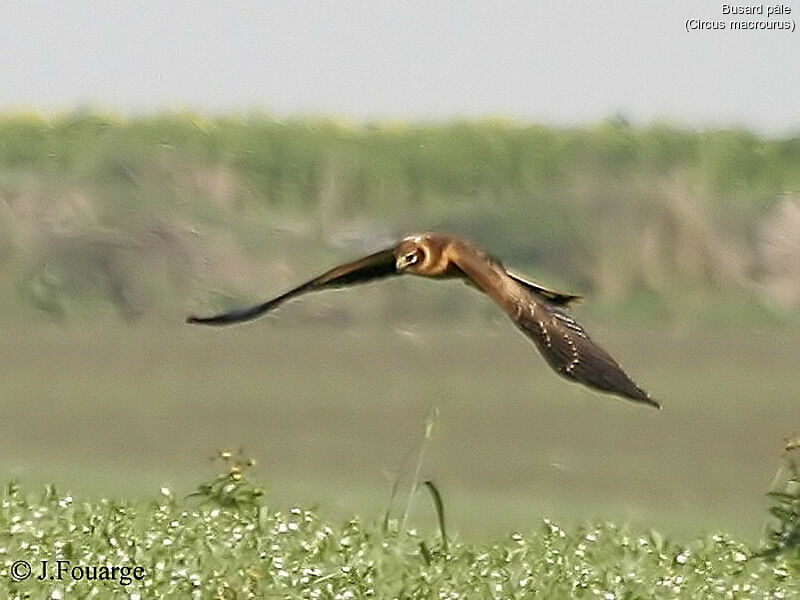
[406,252,418,264]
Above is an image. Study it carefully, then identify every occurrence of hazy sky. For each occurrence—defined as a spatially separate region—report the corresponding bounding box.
[2,1,798,134]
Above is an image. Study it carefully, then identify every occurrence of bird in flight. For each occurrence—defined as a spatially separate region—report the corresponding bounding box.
[188,233,659,408]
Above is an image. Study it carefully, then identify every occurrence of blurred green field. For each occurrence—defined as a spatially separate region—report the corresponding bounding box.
[2,315,796,543]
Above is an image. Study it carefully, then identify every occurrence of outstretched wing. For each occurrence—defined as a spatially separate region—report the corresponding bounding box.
[187,247,398,325]
[442,241,656,407]
[514,298,659,408]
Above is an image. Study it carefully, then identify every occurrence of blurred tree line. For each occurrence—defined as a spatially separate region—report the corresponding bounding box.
[0,112,798,325]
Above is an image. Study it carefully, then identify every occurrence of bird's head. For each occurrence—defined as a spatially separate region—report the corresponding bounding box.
[395,237,429,273]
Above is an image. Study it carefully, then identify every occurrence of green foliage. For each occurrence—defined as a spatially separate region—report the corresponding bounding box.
[760,441,800,561]
[0,480,797,599]
[1,112,799,323]
[188,450,265,511]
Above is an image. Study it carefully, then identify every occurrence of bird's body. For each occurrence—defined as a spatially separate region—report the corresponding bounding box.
[188,233,659,409]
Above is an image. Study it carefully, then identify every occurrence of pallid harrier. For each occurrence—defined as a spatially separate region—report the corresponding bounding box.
[188,233,658,408]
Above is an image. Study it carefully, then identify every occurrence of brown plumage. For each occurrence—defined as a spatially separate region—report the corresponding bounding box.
[188,233,659,408]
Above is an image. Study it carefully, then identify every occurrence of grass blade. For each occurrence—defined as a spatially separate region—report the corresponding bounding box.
[422,480,448,551]
[400,406,439,533]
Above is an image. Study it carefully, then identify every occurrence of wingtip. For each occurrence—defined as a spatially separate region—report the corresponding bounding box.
[644,397,662,410]
[186,315,217,325]
[185,313,247,326]
[628,387,660,410]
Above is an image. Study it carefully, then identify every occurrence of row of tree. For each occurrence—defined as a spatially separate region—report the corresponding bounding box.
[0,114,798,323]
